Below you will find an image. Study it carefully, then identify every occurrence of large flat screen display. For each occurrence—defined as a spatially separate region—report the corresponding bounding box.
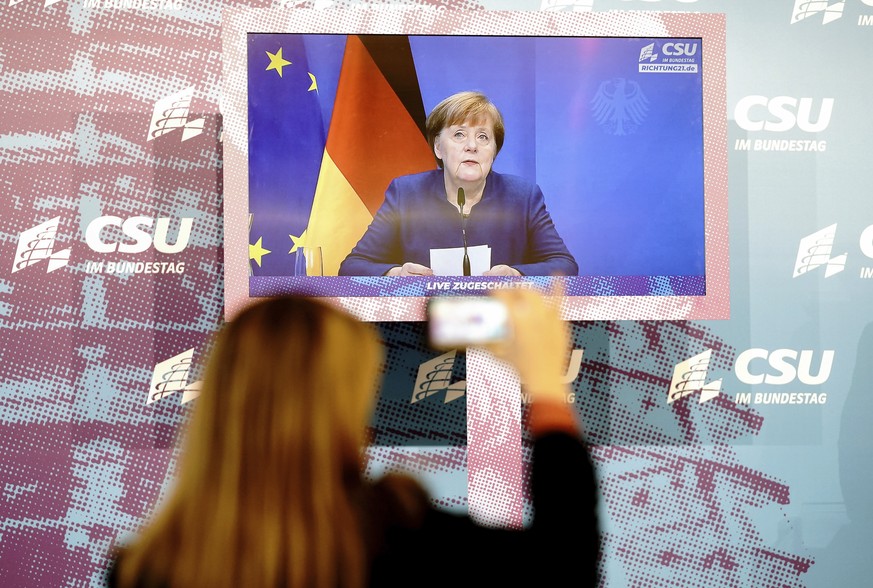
[222,10,728,321]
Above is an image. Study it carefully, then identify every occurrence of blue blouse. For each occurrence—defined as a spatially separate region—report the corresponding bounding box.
[338,170,578,277]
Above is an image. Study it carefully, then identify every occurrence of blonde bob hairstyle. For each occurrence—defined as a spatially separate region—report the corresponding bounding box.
[425,91,505,168]
[116,297,383,588]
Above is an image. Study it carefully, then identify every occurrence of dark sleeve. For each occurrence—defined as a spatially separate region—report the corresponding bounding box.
[512,185,579,277]
[527,432,600,586]
[380,431,599,587]
[106,559,118,588]
[338,180,403,276]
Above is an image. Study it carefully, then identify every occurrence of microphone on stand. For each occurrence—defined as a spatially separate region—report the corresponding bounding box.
[458,187,471,276]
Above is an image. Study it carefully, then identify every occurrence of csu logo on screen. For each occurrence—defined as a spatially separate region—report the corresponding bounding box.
[735,349,834,386]
[734,96,834,133]
[662,42,698,56]
[793,223,873,279]
[638,41,697,63]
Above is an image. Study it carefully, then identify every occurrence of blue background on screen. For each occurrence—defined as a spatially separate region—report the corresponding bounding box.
[249,35,705,279]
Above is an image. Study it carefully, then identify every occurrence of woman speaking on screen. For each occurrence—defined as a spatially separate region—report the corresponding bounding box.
[338,91,578,277]
[109,289,598,587]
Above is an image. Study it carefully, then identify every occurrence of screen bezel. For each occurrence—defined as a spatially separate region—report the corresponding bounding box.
[222,9,728,322]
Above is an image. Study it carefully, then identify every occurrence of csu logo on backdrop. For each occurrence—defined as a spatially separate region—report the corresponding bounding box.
[539,0,593,11]
[734,349,832,405]
[793,223,873,279]
[793,224,847,277]
[412,349,583,406]
[734,96,834,133]
[735,349,834,386]
[791,0,873,25]
[11,217,72,274]
[667,348,834,406]
[84,216,192,274]
[8,0,62,6]
[733,96,833,152]
[668,349,723,404]
[412,351,467,405]
[12,215,192,275]
[791,0,847,24]
[147,86,204,142]
[149,349,202,406]
[85,216,193,254]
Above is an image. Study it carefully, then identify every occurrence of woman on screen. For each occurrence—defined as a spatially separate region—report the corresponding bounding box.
[338,91,578,277]
[109,291,598,588]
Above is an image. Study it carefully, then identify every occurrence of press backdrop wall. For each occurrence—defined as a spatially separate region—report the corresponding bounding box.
[1,1,872,586]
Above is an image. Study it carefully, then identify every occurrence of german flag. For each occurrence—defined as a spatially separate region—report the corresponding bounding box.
[305,35,436,276]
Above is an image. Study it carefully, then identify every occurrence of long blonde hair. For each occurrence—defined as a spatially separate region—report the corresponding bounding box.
[117,297,382,588]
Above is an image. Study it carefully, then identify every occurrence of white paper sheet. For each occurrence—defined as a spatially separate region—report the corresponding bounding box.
[430,245,491,276]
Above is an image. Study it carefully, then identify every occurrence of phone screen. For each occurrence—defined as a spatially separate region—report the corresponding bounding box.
[428,297,509,348]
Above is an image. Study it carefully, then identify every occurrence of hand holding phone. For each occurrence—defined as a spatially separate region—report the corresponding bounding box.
[427,297,509,349]
[490,286,569,404]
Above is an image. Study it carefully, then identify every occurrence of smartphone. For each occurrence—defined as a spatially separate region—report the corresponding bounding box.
[427,296,510,348]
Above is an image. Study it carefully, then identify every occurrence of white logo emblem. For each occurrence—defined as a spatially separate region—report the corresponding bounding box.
[9,0,63,6]
[12,217,71,274]
[639,43,658,62]
[735,349,834,386]
[539,0,594,11]
[411,349,584,405]
[734,96,834,133]
[592,78,649,136]
[85,216,193,254]
[793,224,847,278]
[668,349,722,404]
[412,351,466,404]
[147,86,204,142]
[12,216,191,275]
[791,0,846,24]
[149,349,202,405]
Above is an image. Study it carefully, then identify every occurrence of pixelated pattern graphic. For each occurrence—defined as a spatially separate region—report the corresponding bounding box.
[372,322,467,447]
[0,2,227,583]
[0,3,819,588]
[0,3,484,585]
[526,320,812,584]
[249,274,706,298]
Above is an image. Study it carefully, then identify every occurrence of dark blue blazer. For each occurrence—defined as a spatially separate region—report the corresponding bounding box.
[338,170,578,276]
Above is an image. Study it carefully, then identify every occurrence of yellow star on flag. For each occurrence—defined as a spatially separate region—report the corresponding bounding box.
[249,237,271,267]
[289,230,307,253]
[307,72,318,92]
[266,48,292,77]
